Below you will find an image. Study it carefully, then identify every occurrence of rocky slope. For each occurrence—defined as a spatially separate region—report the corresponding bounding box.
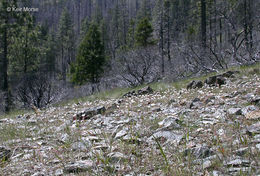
[0,67,260,176]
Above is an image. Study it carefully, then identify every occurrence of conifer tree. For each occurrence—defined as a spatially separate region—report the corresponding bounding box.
[70,23,105,84]
[135,17,154,47]
[0,0,19,112]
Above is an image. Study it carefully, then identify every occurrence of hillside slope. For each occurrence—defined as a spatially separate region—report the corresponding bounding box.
[0,67,260,175]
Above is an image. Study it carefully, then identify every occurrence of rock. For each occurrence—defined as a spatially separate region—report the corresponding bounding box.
[150,131,183,145]
[72,142,88,151]
[123,90,137,98]
[205,76,217,86]
[241,105,258,115]
[186,80,203,89]
[234,147,248,156]
[138,86,153,95]
[225,158,250,167]
[64,160,93,173]
[245,110,260,120]
[205,75,226,87]
[55,169,63,176]
[251,96,260,106]
[158,117,181,130]
[246,122,260,135]
[227,108,242,115]
[203,160,212,169]
[193,146,214,159]
[0,146,11,162]
[190,98,203,109]
[256,144,260,151]
[74,106,106,120]
[216,76,226,87]
[115,129,128,139]
[151,107,161,112]
[107,152,127,162]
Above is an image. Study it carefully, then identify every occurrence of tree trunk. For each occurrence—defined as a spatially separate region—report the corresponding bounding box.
[201,0,206,48]
[3,19,10,112]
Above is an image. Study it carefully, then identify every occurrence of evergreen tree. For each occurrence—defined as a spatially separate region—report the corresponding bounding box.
[9,14,42,75]
[0,0,19,112]
[135,17,154,47]
[70,23,105,84]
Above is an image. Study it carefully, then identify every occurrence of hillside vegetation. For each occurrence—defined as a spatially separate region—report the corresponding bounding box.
[0,64,260,175]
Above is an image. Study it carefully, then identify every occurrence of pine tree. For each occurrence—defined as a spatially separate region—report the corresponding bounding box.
[9,14,42,75]
[70,23,105,84]
[0,0,19,112]
[135,17,154,47]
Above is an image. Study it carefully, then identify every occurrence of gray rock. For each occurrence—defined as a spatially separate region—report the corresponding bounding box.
[234,147,248,156]
[72,142,88,151]
[227,108,242,115]
[158,117,181,130]
[203,160,212,169]
[251,96,260,106]
[64,160,93,173]
[185,146,214,159]
[107,152,127,162]
[74,106,106,120]
[55,169,63,176]
[115,129,128,139]
[150,131,183,145]
[225,159,250,167]
[193,146,214,159]
[241,105,258,115]
[247,122,260,135]
[256,143,260,151]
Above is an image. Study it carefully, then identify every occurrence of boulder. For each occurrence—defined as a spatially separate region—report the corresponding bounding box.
[73,106,106,120]
[64,160,93,173]
[205,75,226,87]
[187,80,203,89]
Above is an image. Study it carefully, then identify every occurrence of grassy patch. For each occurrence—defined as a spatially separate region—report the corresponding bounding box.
[0,123,32,143]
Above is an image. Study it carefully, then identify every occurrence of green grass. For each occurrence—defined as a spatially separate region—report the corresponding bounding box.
[0,123,32,143]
